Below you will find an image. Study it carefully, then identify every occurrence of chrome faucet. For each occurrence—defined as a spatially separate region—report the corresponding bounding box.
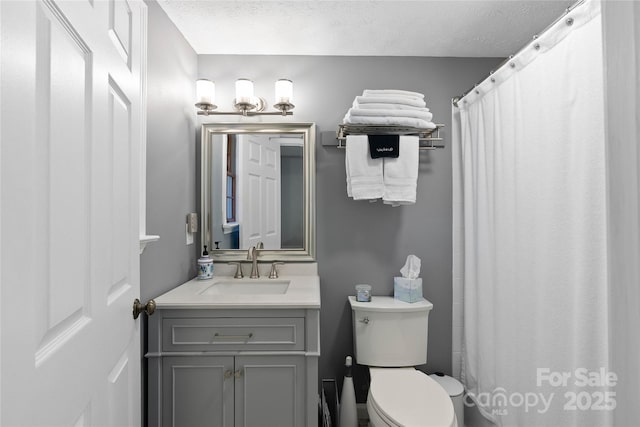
[247,244,262,278]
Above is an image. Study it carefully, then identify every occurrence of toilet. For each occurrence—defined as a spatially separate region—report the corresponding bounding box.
[349,296,457,427]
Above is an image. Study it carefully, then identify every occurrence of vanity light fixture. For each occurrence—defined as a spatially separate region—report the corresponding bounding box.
[195,78,295,116]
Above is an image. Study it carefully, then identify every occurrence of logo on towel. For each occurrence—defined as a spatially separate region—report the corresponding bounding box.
[368,135,399,158]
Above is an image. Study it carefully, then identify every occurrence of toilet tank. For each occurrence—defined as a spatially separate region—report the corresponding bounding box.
[348,296,433,367]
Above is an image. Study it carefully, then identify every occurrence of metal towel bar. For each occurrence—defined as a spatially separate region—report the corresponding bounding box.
[333,124,445,150]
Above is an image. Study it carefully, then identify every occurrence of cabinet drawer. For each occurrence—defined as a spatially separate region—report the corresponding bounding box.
[162,317,305,352]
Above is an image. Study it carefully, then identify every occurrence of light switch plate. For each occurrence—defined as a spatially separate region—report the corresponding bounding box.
[187,213,198,233]
[186,224,194,245]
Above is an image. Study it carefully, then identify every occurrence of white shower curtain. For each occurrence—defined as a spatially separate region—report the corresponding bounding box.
[452,1,612,425]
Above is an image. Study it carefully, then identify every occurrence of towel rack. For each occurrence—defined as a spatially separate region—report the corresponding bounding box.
[333,124,445,150]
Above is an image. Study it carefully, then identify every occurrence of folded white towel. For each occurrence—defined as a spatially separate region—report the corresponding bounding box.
[347,108,433,122]
[353,102,430,112]
[383,136,419,206]
[343,114,436,129]
[363,89,425,99]
[345,135,384,200]
[354,95,426,108]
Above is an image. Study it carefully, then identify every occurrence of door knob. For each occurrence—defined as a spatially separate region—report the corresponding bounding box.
[132,298,156,319]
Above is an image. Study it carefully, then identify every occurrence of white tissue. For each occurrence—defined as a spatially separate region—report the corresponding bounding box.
[400,254,421,279]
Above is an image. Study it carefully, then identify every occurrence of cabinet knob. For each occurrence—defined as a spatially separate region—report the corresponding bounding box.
[224,370,234,380]
[234,369,243,379]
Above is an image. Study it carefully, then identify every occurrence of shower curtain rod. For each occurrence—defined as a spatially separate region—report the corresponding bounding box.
[452,0,586,107]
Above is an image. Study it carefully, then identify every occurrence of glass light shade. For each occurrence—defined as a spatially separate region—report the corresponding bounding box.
[235,79,254,104]
[275,79,293,104]
[196,79,215,105]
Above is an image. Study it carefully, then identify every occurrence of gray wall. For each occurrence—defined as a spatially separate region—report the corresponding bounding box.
[199,55,500,400]
[141,1,199,301]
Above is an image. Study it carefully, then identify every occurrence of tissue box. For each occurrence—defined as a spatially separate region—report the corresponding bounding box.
[394,277,423,303]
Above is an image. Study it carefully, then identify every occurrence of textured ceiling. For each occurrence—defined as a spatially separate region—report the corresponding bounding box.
[157,0,575,57]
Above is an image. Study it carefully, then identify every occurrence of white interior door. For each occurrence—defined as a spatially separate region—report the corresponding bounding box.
[238,134,281,249]
[1,0,145,425]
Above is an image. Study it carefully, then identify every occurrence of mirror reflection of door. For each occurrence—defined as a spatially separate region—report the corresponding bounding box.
[210,133,304,250]
[237,134,281,249]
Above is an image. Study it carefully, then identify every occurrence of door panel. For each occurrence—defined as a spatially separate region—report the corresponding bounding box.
[0,0,146,425]
[238,134,281,249]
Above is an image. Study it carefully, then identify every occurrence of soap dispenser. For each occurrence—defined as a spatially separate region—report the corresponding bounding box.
[197,245,214,280]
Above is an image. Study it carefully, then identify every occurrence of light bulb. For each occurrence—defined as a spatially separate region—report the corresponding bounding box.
[275,79,293,104]
[196,79,215,105]
[235,79,254,104]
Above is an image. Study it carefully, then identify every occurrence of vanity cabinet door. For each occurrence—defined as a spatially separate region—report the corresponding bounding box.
[234,355,306,427]
[162,356,235,427]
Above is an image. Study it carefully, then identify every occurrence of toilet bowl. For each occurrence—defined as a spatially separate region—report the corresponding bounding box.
[348,296,457,427]
[367,368,457,427]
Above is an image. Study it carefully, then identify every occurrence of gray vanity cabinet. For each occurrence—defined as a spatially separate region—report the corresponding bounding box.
[147,308,319,427]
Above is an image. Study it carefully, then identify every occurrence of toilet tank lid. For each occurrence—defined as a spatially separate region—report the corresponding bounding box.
[348,296,433,312]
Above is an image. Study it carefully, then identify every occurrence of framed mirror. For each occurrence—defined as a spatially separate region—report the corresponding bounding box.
[201,122,316,262]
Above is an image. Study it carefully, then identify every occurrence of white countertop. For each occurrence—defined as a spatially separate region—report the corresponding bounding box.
[153,262,321,309]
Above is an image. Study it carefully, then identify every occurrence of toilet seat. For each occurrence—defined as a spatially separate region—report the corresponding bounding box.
[367,368,457,427]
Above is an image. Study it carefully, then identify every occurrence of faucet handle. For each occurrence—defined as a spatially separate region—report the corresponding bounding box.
[269,262,284,279]
[229,262,243,279]
[246,246,255,260]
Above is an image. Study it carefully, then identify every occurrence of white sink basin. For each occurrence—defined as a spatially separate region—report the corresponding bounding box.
[199,280,290,295]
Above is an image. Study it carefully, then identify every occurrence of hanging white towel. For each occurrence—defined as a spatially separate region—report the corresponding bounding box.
[382,136,419,206]
[345,135,383,200]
